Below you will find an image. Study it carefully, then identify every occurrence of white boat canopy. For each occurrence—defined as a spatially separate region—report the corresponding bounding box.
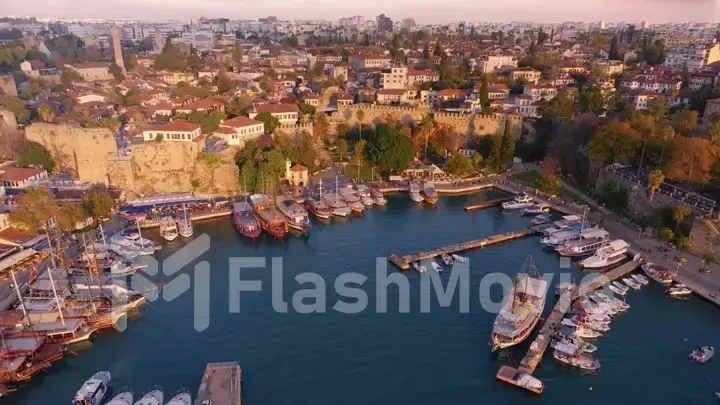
[516,275,549,298]
[562,215,582,222]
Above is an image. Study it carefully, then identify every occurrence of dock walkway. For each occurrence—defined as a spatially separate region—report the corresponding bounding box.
[389,229,535,270]
[500,258,641,389]
[464,196,514,211]
[195,362,242,405]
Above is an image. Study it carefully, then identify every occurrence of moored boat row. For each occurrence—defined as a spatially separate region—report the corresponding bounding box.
[73,372,192,405]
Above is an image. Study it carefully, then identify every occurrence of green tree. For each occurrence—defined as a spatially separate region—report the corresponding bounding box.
[366,123,414,172]
[647,96,668,118]
[17,140,54,171]
[596,181,629,212]
[216,71,233,93]
[539,92,574,120]
[537,28,548,45]
[8,188,58,234]
[671,109,698,136]
[56,202,88,233]
[659,227,674,242]
[154,41,188,71]
[647,169,665,200]
[37,104,56,123]
[80,190,117,221]
[703,250,716,269]
[108,63,125,81]
[488,134,503,169]
[337,139,348,161]
[255,112,281,133]
[0,96,30,123]
[187,111,226,134]
[444,153,475,176]
[355,109,365,140]
[588,121,640,165]
[296,131,318,168]
[499,120,516,169]
[227,97,252,116]
[672,203,692,232]
[423,42,431,59]
[354,138,367,163]
[298,103,316,116]
[579,87,606,115]
[479,74,489,105]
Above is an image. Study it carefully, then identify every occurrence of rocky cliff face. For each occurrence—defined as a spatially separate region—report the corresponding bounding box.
[26,123,118,185]
[26,123,239,196]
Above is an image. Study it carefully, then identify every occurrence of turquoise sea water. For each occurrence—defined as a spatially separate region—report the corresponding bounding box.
[8,191,720,405]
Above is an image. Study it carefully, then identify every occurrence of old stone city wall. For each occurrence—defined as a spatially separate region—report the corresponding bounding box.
[333,103,431,126]
[277,123,314,137]
[26,123,118,184]
[433,112,523,138]
[107,141,239,197]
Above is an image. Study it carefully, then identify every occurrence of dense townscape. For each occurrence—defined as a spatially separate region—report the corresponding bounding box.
[0,10,719,405]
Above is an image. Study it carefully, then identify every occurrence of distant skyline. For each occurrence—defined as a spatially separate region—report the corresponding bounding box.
[2,0,718,24]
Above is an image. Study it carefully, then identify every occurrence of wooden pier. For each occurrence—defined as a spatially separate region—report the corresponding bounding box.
[389,229,535,270]
[464,196,514,211]
[195,361,242,405]
[498,258,641,391]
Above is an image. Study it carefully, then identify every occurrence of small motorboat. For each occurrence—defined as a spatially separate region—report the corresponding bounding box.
[523,204,551,216]
[572,325,602,339]
[452,254,468,264]
[412,262,427,273]
[134,386,163,405]
[611,281,629,294]
[530,214,552,226]
[622,277,641,290]
[631,274,649,286]
[608,284,627,296]
[73,371,112,405]
[165,388,192,405]
[689,345,714,363]
[668,285,692,297]
[431,262,443,272]
[441,253,453,266]
[106,389,133,405]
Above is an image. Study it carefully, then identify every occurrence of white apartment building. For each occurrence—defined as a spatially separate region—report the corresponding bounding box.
[349,55,392,69]
[215,116,265,146]
[248,104,299,124]
[476,55,518,74]
[663,43,720,71]
[142,122,202,142]
[381,67,408,89]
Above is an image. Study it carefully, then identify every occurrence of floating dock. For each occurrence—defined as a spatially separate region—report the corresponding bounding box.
[464,196,514,211]
[389,229,535,270]
[498,258,641,391]
[195,362,242,405]
[139,210,232,229]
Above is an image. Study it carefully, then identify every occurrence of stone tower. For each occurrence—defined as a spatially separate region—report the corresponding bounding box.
[111,27,126,74]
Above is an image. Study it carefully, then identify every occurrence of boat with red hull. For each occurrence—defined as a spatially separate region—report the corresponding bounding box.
[232,201,262,239]
[249,194,288,239]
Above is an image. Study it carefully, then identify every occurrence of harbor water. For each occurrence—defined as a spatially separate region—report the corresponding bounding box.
[8,191,720,405]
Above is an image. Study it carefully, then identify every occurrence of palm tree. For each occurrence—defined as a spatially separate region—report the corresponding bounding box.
[703,250,716,271]
[421,115,434,158]
[672,203,692,232]
[647,169,664,200]
[355,109,365,140]
[37,104,56,123]
[658,125,675,168]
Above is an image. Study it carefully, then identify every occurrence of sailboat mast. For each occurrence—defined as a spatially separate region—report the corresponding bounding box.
[335,175,339,204]
[136,218,145,249]
[10,269,27,319]
[46,233,65,326]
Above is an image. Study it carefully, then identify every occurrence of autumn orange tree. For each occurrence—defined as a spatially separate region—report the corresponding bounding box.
[667,137,716,184]
[588,121,641,166]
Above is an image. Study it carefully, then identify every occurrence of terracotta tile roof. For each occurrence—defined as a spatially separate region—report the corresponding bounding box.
[72,62,111,69]
[0,227,33,244]
[144,121,201,132]
[177,98,225,111]
[253,103,299,114]
[378,89,406,95]
[290,164,308,172]
[0,167,45,182]
[214,127,237,135]
[222,116,263,128]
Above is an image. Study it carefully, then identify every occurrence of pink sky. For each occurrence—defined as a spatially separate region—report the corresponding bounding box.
[2,0,716,23]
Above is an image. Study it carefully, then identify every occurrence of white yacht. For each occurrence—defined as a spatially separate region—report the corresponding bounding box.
[107,389,133,405]
[178,205,193,238]
[556,229,610,256]
[502,193,534,210]
[580,240,629,269]
[355,185,376,206]
[409,181,424,203]
[540,224,586,246]
[539,215,583,235]
[134,386,164,405]
[371,187,387,205]
[523,203,550,215]
[164,389,192,405]
[73,371,112,405]
[159,216,179,242]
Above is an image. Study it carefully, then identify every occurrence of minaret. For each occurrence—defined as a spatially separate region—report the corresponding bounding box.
[111,27,126,74]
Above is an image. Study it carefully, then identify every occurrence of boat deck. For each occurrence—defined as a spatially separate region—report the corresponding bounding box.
[499,258,641,393]
[389,229,535,270]
[195,362,242,405]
